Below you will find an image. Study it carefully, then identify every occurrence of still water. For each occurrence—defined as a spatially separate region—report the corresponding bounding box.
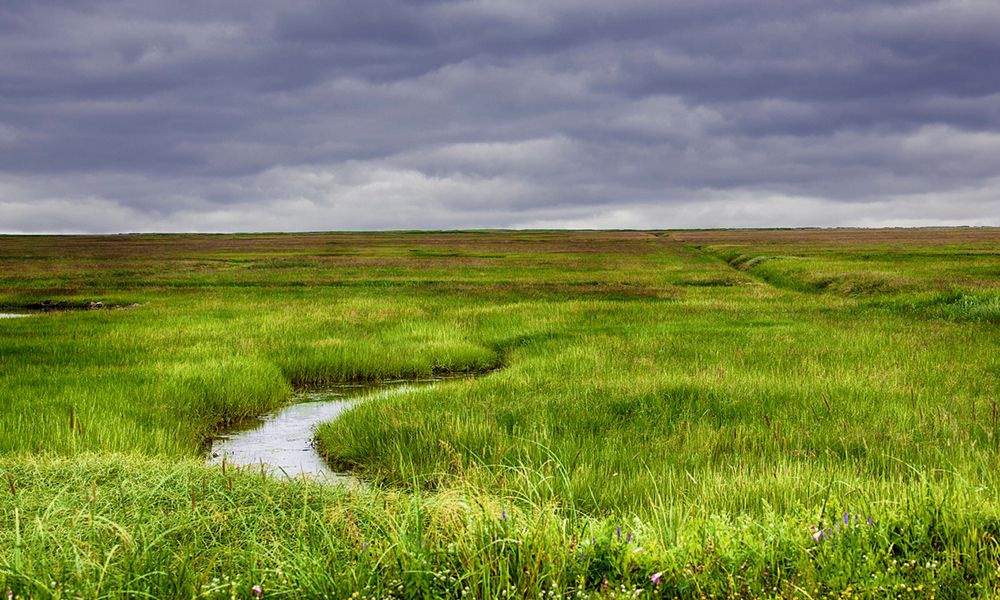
[208,377,466,482]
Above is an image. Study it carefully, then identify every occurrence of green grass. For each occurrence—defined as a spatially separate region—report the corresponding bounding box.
[3,456,998,599]
[1,229,999,598]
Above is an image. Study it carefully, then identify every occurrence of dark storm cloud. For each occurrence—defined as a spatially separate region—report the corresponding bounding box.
[1,0,998,231]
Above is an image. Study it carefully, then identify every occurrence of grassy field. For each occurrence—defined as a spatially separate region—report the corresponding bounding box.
[1,229,999,598]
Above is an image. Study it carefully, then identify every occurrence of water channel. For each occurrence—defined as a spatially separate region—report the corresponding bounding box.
[208,375,473,482]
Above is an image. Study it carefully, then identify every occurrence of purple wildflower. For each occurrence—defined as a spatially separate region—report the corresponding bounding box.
[843,512,850,526]
[626,533,633,544]
[502,509,507,522]
[811,529,827,543]
[651,572,663,586]
[251,585,263,599]
[616,525,621,542]
[867,516,874,526]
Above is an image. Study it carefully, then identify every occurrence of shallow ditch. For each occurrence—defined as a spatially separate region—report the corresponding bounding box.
[207,373,481,483]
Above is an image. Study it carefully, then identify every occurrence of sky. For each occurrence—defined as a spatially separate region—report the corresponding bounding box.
[1,0,999,232]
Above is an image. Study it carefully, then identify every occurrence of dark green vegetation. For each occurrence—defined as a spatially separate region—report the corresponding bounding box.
[1,229,999,598]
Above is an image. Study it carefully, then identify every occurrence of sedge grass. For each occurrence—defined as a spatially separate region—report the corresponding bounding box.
[1,229,999,597]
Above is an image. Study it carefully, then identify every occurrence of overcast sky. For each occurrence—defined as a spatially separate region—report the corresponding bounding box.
[2,0,999,232]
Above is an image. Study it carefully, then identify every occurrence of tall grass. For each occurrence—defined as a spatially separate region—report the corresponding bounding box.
[1,229,999,596]
[2,455,998,598]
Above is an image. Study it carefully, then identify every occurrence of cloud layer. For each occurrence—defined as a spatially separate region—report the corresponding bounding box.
[1,0,999,232]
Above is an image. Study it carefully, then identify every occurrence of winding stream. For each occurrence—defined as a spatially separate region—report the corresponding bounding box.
[0,313,29,318]
[208,375,472,482]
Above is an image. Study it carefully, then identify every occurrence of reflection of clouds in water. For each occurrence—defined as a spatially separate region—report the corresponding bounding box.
[208,379,453,482]
[210,398,353,481]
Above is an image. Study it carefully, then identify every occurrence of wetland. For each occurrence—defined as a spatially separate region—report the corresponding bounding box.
[1,229,999,598]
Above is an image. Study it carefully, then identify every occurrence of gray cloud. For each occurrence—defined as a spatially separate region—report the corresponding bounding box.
[1,0,999,232]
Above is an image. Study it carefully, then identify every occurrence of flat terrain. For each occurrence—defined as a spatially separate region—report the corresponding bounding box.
[1,229,999,598]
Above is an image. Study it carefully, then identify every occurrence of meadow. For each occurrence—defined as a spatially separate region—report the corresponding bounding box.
[1,229,999,598]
